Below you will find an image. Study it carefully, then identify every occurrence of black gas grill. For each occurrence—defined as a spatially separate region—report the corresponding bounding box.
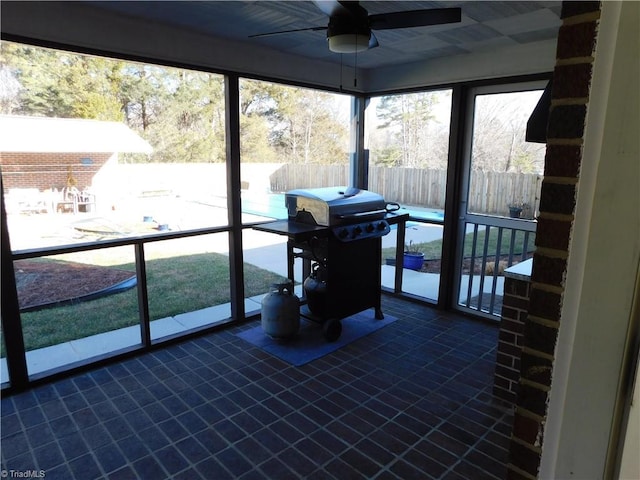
[256,186,407,341]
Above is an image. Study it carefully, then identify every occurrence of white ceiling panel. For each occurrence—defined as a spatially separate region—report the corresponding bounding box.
[1,1,561,92]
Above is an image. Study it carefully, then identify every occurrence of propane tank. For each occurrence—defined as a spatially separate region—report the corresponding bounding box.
[261,282,300,339]
[303,262,328,317]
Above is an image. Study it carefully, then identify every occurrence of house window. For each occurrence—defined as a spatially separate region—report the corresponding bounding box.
[1,41,228,251]
[454,84,544,319]
[1,42,237,378]
[467,90,545,219]
[365,89,453,303]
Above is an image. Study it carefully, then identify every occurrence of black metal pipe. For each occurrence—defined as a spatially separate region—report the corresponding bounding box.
[0,173,29,390]
[134,243,151,346]
[225,75,245,322]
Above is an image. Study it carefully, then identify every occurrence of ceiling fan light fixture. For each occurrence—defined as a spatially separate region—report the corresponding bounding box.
[328,33,371,53]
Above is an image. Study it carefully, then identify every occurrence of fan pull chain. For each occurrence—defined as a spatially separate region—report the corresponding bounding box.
[354,48,358,88]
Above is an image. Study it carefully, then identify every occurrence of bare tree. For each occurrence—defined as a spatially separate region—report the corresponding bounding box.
[471,92,545,173]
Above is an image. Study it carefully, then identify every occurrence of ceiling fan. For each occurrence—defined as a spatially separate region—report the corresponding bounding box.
[249,1,462,54]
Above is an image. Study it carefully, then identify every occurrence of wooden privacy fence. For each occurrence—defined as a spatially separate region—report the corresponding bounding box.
[110,163,540,216]
[368,167,449,210]
[269,164,350,192]
[270,164,542,216]
[467,170,542,216]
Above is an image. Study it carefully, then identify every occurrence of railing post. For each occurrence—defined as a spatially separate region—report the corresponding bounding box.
[134,243,151,346]
[1,180,29,390]
[225,74,245,322]
[394,217,406,293]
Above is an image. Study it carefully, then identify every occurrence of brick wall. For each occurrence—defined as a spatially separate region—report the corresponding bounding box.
[505,2,602,479]
[0,152,113,192]
[494,274,531,405]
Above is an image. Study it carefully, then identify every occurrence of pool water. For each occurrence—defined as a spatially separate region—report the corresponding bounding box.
[241,192,445,224]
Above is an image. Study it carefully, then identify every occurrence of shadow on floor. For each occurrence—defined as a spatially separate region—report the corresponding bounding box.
[1,296,513,480]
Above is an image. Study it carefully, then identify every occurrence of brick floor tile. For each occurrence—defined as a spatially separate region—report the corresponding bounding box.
[2,297,512,480]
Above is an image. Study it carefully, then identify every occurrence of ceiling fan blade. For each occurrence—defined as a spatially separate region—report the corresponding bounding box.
[249,26,326,39]
[369,7,462,30]
[313,0,351,17]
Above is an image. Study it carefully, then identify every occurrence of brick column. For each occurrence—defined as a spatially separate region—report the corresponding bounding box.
[506,2,602,479]
[494,260,532,405]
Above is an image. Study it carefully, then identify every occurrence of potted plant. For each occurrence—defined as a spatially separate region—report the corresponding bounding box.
[403,240,425,270]
[508,200,525,218]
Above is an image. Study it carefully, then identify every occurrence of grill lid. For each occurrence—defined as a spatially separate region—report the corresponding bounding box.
[286,186,387,226]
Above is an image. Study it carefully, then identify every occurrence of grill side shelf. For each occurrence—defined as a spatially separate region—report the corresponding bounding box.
[253,219,328,242]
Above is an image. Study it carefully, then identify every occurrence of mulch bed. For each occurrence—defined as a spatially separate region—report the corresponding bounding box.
[14,260,135,310]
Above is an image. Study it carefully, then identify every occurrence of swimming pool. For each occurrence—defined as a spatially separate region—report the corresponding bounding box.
[241,192,445,224]
[394,207,444,224]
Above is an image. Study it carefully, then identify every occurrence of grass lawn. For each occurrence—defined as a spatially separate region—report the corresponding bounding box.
[6,252,286,355]
[382,226,536,260]
[4,226,534,357]
[460,226,535,258]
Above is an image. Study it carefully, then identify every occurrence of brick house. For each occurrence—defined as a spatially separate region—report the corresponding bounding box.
[0,115,152,213]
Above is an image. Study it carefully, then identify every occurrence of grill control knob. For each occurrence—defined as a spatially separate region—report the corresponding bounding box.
[338,228,349,239]
[377,222,387,231]
[353,226,363,236]
[366,223,374,233]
